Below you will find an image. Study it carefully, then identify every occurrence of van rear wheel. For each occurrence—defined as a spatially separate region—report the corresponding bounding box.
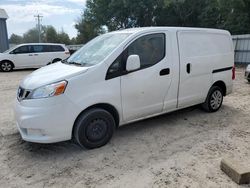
[201,86,223,112]
[73,108,115,149]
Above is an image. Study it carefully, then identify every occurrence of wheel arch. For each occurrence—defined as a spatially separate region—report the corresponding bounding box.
[211,80,227,96]
[52,58,62,63]
[71,103,120,139]
[1,59,15,68]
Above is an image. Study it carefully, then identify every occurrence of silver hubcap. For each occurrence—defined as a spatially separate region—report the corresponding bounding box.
[1,62,12,71]
[210,90,222,110]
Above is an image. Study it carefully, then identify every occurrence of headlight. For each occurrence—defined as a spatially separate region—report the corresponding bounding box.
[29,81,67,99]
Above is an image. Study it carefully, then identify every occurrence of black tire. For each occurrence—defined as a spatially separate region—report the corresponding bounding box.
[248,79,250,83]
[201,86,223,113]
[0,61,14,72]
[73,108,115,149]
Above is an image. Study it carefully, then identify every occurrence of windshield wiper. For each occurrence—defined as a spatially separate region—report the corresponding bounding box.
[61,59,81,66]
[62,59,87,66]
[68,61,82,66]
[61,59,69,64]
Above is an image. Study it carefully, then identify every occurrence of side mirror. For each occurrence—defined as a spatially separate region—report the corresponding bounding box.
[126,55,140,72]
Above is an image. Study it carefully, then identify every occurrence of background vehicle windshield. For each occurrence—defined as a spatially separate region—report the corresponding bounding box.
[3,46,17,53]
[67,33,130,66]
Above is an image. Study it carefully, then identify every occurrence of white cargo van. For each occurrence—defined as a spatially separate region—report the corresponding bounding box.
[14,27,235,149]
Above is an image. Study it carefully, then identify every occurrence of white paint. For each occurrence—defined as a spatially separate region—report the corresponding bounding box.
[14,27,234,143]
[0,43,70,69]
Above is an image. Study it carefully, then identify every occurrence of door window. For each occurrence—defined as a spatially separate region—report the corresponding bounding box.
[51,45,65,52]
[13,45,31,54]
[106,33,166,80]
[128,33,165,69]
[106,53,123,80]
[43,45,52,52]
[31,45,44,53]
[30,45,64,53]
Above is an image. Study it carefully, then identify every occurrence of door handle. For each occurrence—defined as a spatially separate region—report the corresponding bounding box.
[28,54,33,56]
[160,68,170,76]
[186,63,191,74]
[34,54,38,56]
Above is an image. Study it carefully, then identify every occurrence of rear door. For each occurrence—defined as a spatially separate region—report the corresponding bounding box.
[31,45,47,67]
[50,45,67,62]
[120,32,173,122]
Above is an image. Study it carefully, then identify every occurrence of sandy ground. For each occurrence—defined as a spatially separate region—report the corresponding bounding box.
[0,67,250,188]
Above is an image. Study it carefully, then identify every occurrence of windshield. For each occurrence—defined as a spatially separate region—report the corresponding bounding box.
[66,33,130,66]
[3,45,17,53]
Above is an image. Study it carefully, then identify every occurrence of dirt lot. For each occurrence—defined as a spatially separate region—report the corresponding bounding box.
[0,67,250,188]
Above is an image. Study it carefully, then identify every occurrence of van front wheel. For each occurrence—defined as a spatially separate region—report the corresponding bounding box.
[73,108,115,149]
[0,61,13,72]
[201,86,223,112]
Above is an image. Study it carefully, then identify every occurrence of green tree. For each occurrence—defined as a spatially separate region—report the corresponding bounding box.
[82,0,164,30]
[75,0,164,43]
[14,25,74,44]
[57,30,71,45]
[198,0,220,28]
[218,0,250,34]
[75,13,104,44]
[156,0,207,27]
[44,26,58,43]
[70,37,77,44]
[76,0,250,39]
[9,34,23,44]
[22,27,46,43]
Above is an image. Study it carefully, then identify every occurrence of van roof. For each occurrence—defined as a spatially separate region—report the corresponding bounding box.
[17,43,65,46]
[110,27,230,35]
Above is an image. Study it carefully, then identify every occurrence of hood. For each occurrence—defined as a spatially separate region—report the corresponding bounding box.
[20,62,89,89]
[0,52,9,59]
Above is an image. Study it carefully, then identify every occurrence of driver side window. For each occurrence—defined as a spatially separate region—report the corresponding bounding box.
[128,33,165,69]
[106,33,165,80]
[12,45,30,54]
[106,53,124,80]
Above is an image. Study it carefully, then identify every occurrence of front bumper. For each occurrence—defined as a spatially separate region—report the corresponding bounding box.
[14,96,79,143]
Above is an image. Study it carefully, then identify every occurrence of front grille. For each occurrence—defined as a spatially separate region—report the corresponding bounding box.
[17,87,31,101]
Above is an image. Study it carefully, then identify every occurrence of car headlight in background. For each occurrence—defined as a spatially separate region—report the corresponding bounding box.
[247,64,250,71]
[29,80,68,99]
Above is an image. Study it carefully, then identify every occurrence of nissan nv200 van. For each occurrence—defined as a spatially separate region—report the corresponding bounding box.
[15,27,234,149]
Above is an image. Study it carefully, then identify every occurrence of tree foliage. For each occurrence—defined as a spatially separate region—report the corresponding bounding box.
[75,18,100,44]
[9,34,23,44]
[44,26,58,43]
[9,26,73,45]
[9,1,250,45]
[75,0,250,43]
[22,27,45,43]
